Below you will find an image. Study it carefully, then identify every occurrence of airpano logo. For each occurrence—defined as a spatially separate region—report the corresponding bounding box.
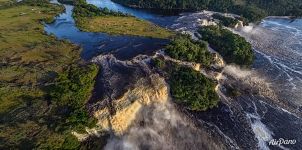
[269,138,296,146]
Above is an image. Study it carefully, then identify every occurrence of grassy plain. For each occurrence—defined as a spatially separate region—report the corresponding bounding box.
[0,4,75,112]
[76,16,174,39]
[0,0,8,1]
[0,1,97,149]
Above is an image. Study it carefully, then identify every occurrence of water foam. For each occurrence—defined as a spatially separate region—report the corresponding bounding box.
[248,113,273,150]
[223,65,277,100]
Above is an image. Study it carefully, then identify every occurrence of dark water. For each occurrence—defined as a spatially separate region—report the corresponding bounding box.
[44,4,170,61]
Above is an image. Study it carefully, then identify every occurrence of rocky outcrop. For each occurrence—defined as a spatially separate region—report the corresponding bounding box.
[234,21,244,29]
[94,74,169,135]
[199,19,217,26]
[155,50,202,72]
[211,52,225,68]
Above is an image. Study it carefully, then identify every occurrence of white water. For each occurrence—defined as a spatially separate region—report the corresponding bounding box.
[237,19,302,107]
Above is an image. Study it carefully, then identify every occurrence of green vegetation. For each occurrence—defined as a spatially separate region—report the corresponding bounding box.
[212,13,239,28]
[199,25,254,67]
[245,0,302,17]
[153,59,219,111]
[0,0,13,7]
[169,66,219,111]
[77,15,174,39]
[0,0,98,149]
[46,64,98,133]
[232,5,267,23]
[152,33,219,111]
[112,0,302,22]
[73,0,128,18]
[165,35,212,66]
[72,0,173,39]
[152,34,219,111]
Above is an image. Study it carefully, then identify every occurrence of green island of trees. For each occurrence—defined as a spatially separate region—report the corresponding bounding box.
[112,0,302,22]
[165,35,212,66]
[199,25,254,67]
[154,35,220,111]
[153,59,219,111]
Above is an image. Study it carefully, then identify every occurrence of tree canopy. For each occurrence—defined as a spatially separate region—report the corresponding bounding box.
[169,66,219,111]
[199,25,254,67]
[212,13,239,28]
[73,0,129,19]
[152,59,219,111]
[165,35,212,66]
[112,0,302,22]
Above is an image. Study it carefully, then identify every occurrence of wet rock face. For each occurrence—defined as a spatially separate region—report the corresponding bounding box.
[89,54,150,106]
[212,53,225,68]
[234,21,244,29]
[93,73,169,134]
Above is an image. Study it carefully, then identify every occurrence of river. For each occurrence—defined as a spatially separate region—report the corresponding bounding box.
[45,0,302,149]
[45,1,171,61]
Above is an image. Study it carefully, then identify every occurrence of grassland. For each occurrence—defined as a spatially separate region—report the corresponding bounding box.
[0,0,11,4]
[0,0,16,9]
[0,1,98,149]
[0,4,74,112]
[76,16,174,39]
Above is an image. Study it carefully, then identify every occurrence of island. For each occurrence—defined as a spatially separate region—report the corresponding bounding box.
[72,0,174,39]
